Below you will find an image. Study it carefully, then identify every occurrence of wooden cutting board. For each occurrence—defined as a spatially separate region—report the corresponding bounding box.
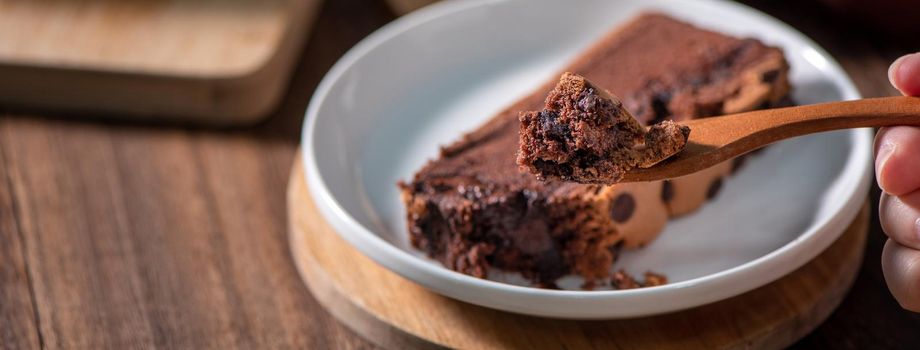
[286,154,869,349]
[0,0,322,124]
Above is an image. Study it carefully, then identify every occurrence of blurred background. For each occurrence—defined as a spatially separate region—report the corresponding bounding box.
[0,0,916,348]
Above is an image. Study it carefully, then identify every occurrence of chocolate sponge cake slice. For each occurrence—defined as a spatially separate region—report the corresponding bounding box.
[399,13,790,288]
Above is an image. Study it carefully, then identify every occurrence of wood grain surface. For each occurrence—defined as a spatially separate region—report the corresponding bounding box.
[288,153,869,349]
[0,0,917,349]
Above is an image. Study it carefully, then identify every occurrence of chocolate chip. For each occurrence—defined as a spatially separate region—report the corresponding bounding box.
[761,69,780,83]
[649,91,672,125]
[775,97,795,108]
[533,159,572,179]
[713,39,756,72]
[731,157,747,174]
[574,149,600,168]
[661,180,674,202]
[607,240,625,260]
[538,110,569,142]
[577,91,598,111]
[431,182,454,193]
[610,193,636,223]
[706,177,724,199]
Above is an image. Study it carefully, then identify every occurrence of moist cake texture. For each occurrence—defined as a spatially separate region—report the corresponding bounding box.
[399,13,790,288]
[518,72,691,184]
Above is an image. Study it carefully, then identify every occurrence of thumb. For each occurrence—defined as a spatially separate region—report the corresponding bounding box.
[889,53,920,96]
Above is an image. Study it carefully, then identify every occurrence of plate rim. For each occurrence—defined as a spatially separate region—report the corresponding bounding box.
[301,0,872,318]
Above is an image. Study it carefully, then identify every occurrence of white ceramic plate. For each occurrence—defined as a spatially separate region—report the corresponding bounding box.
[302,0,872,319]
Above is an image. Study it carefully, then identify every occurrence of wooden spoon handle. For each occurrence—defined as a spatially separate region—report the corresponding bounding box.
[687,96,920,147]
[791,96,920,128]
[624,97,920,182]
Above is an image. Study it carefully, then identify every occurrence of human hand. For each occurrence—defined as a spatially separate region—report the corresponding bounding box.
[876,53,920,311]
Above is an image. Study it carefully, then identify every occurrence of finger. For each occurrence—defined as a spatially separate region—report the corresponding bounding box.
[875,126,920,196]
[879,190,920,249]
[882,238,920,312]
[889,53,920,96]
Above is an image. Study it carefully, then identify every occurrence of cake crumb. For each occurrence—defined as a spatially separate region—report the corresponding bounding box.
[643,271,668,287]
[612,269,641,289]
[611,269,668,289]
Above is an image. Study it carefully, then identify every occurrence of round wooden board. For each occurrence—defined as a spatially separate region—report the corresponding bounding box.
[287,157,869,349]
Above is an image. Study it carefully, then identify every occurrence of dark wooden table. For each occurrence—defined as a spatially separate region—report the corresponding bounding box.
[0,0,917,348]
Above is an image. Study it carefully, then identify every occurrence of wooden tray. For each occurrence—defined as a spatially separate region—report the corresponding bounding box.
[287,156,868,349]
[0,0,322,124]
